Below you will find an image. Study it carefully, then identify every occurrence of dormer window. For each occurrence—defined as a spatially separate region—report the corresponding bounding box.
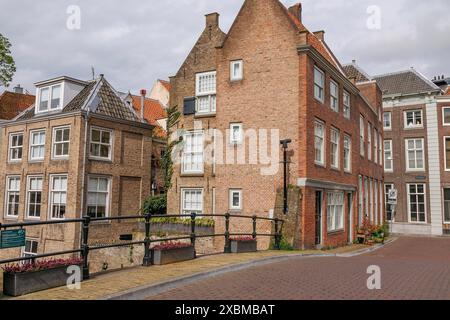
[38,84,62,113]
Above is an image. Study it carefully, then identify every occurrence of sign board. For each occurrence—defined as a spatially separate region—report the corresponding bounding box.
[387,189,398,205]
[0,229,26,249]
[388,200,397,205]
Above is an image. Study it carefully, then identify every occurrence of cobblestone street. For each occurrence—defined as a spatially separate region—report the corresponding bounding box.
[147,237,450,300]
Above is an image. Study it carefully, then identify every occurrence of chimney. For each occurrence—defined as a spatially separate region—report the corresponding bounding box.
[313,30,325,41]
[13,84,24,94]
[205,13,219,27]
[140,89,147,122]
[288,3,302,22]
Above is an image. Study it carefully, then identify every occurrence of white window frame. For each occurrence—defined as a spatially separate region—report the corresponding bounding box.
[384,184,394,222]
[343,91,351,119]
[229,189,243,211]
[378,132,383,166]
[5,176,20,218]
[383,112,392,130]
[407,183,427,224]
[404,109,423,129]
[25,175,43,219]
[405,138,425,172]
[89,126,113,161]
[314,120,325,166]
[327,192,344,232]
[86,176,111,218]
[181,188,203,215]
[36,84,63,114]
[384,140,393,172]
[230,60,243,81]
[330,128,340,169]
[195,71,216,115]
[49,174,68,220]
[443,188,450,223]
[29,129,46,162]
[182,131,204,174]
[314,67,325,103]
[343,135,351,173]
[442,107,450,126]
[445,136,450,171]
[230,123,243,145]
[8,132,24,162]
[330,80,339,112]
[21,239,38,259]
[374,128,378,164]
[367,123,372,161]
[52,126,70,159]
[360,116,365,157]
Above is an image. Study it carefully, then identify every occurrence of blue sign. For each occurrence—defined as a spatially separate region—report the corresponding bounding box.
[0,229,26,249]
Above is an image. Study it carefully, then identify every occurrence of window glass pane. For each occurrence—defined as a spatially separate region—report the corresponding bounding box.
[91,130,100,142]
[39,88,49,111]
[51,85,61,109]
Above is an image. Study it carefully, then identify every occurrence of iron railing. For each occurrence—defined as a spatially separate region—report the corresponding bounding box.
[0,213,284,279]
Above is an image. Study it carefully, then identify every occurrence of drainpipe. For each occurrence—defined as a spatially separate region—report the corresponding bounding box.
[79,111,89,246]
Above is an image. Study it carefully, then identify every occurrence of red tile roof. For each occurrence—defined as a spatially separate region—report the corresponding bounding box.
[0,91,35,120]
[159,79,171,92]
[445,86,450,95]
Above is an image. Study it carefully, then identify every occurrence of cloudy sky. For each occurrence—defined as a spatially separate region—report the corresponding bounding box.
[1,0,449,94]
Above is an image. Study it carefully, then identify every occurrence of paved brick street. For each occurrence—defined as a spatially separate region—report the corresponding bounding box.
[147,237,450,300]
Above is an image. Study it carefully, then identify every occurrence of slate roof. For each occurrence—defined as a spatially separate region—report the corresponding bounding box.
[342,63,372,83]
[0,91,35,120]
[373,69,441,96]
[16,76,141,123]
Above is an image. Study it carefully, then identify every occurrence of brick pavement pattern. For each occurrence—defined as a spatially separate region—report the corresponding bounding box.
[147,237,450,300]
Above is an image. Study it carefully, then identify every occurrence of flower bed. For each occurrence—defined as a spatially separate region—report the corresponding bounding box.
[151,242,195,265]
[230,237,257,253]
[356,218,387,245]
[2,257,83,297]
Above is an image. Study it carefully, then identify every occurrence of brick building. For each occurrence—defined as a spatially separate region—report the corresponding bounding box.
[344,62,449,236]
[167,0,384,249]
[0,75,153,261]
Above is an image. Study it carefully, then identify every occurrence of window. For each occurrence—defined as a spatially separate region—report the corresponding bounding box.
[314,67,325,103]
[444,188,450,223]
[195,71,216,114]
[384,140,393,171]
[344,135,351,173]
[29,130,46,161]
[87,176,110,218]
[9,133,23,162]
[367,123,372,161]
[364,177,369,219]
[314,121,325,165]
[378,132,383,166]
[52,127,70,158]
[358,176,363,226]
[50,175,67,219]
[330,80,339,112]
[181,189,203,215]
[374,180,378,225]
[374,128,378,164]
[385,184,394,221]
[360,116,365,157]
[90,127,112,160]
[327,192,344,232]
[330,128,340,169]
[38,84,61,112]
[5,176,20,218]
[404,110,423,128]
[343,91,351,119]
[22,239,38,260]
[442,107,450,126]
[230,60,243,81]
[406,138,425,171]
[369,179,373,222]
[182,131,204,174]
[229,189,242,211]
[230,123,243,144]
[383,112,392,130]
[26,176,43,219]
[445,137,450,170]
[407,184,426,223]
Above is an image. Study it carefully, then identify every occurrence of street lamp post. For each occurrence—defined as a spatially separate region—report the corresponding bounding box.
[280,139,292,215]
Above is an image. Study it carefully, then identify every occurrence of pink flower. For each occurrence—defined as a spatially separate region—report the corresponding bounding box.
[151,241,192,251]
[2,257,83,274]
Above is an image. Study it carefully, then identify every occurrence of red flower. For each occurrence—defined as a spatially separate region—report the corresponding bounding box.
[230,236,255,242]
[2,257,83,274]
[151,241,192,251]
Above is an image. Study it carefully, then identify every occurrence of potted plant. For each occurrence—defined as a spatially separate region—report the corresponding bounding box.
[230,236,257,253]
[151,241,195,265]
[2,257,83,297]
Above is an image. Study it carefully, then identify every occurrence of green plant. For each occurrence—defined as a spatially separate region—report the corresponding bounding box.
[142,195,167,215]
[162,104,182,191]
[270,235,294,251]
[150,216,215,227]
[0,33,16,87]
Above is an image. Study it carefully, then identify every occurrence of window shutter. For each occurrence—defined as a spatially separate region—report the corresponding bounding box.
[183,98,196,115]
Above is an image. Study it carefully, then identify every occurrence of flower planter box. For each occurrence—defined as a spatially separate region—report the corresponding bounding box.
[152,246,195,265]
[230,240,257,253]
[3,264,83,297]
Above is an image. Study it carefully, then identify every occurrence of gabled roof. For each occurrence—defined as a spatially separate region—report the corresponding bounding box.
[130,95,167,126]
[159,79,171,92]
[16,75,141,123]
[342,63,372,83]
[373,69,441,96]
[0,91,35,120]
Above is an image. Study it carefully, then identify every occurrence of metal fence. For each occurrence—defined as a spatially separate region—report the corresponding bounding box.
[0,213,284,279]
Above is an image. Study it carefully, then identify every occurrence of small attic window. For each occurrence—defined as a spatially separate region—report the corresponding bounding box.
[37,84,62,113]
